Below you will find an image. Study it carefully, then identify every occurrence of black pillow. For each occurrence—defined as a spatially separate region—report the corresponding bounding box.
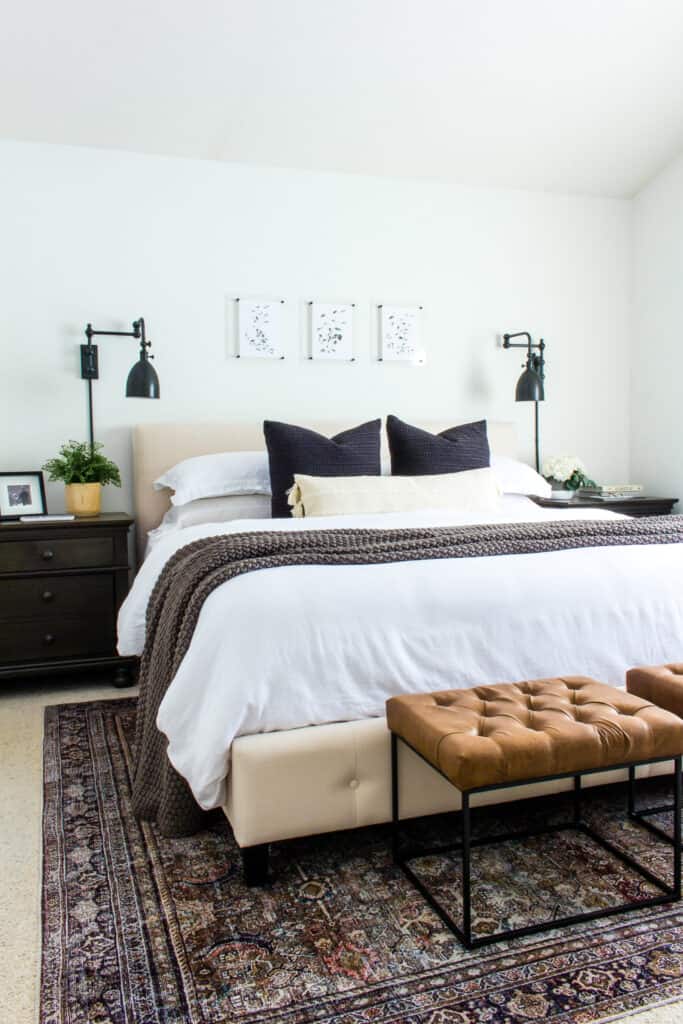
[387,415,490,476]
[264,419,382,517]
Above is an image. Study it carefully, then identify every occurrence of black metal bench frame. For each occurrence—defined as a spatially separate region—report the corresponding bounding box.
[391,732,682,949]
[628,764,681,845]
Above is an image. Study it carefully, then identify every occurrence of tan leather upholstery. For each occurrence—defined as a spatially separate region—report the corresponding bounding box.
[386,676,683,792]
[627,664,683,718]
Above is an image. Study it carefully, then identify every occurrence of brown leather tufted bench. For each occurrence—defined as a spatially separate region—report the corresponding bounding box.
[627,664,683,718]
[387,676,683,949]
[626,664,683,844]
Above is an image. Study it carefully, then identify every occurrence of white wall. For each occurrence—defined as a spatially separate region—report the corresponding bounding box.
[0,140,632,518]
[632,152,683,501]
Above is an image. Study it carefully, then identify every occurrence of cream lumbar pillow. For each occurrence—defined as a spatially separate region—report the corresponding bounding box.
[288,468,501,518]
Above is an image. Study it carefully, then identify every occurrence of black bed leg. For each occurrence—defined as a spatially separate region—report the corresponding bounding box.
[242,844,270,887]
[112,663,136,688]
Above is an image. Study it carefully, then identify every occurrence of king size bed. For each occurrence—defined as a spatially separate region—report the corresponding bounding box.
[118,419,683,884]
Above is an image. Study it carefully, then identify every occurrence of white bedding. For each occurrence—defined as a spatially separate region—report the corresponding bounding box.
[118,496,683,810]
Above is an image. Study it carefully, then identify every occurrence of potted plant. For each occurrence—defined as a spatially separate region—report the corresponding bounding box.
[43,441,121,517]
[542,455,595,500]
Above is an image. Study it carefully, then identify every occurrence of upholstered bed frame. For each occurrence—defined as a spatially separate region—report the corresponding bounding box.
[131,420,669,883]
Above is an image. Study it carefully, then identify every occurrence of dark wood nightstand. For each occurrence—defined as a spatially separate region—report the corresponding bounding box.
[531,495,678,517]
[0,512,137,685]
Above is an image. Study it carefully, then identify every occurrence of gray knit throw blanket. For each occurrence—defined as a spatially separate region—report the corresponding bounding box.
[132,515,683,836]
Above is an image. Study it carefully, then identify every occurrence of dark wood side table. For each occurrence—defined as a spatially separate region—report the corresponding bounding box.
[0,512,137,686]
[531,495,678,517]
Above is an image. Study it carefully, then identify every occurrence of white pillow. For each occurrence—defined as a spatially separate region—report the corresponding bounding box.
[154,451,271,506]
[490,455,551,498]
[158,494,271,529]
[145,494,272,557]
[289,468,500,518]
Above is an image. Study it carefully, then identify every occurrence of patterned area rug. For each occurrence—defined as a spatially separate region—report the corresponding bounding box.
[41,698,683,1024]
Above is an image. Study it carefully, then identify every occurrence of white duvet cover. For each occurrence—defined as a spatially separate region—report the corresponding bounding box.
[118,497,683,809]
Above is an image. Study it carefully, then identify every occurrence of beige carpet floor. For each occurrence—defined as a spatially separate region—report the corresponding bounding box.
[3,676,683,1024]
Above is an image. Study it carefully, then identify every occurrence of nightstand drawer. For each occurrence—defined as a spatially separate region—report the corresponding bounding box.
[0,536,114,573]
[0,615,115,663]
[0,513,134,682]
[0,574,114,622]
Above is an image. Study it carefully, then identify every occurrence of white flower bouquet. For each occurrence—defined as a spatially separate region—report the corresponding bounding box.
[542,455,595,497]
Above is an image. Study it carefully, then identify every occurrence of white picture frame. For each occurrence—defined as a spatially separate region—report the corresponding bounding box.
[236,298,285,359]
[379,304,424,363]
[0,471,47,520]
[308,301,355,361]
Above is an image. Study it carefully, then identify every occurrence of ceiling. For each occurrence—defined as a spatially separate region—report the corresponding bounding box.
[2,0,683,197]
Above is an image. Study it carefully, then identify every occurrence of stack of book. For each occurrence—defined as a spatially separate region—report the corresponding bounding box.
[577,484,644,501]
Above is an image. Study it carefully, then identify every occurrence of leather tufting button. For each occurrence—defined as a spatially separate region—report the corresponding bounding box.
[349,779,359,790]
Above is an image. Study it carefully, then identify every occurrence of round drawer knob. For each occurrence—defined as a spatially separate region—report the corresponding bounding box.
[42,591,54,602]
[43,634,56,645]
[41,549,54,561]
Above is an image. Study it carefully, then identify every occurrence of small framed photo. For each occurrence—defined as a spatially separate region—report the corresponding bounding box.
[0,471,47,520]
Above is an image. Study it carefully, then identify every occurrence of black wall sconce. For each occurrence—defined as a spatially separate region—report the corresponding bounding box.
[502,331,546,472]
[81,317,160,447]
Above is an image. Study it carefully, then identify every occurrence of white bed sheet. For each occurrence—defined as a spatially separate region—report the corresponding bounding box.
[118,497,683,809]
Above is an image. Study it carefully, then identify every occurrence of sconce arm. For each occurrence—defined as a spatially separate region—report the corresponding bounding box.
[502,331,533,350]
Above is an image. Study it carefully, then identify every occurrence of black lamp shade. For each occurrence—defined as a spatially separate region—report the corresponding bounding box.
[515,367,544,402]
[126,356,160,398]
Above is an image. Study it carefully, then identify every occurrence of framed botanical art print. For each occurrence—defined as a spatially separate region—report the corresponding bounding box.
[235,298,286,359]
[308,301,355,361]
[378,304,424,363]
[0,471,47,519]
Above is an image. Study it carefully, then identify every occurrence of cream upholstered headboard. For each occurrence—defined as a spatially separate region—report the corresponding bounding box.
[132,419,517,561]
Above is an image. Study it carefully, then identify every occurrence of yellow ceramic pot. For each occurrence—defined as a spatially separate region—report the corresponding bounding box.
[65,482,101,517]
